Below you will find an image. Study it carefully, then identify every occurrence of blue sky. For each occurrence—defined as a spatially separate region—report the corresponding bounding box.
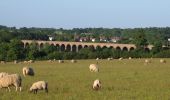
[0,0,170,29]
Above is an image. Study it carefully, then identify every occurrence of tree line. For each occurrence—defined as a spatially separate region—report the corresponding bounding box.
[0,25,170,61]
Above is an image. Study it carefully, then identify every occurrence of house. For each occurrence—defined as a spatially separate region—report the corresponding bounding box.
[110,37,121,43]
[91,38,96,42]
[48,35,54,41]
[99,36,107,42]
[79,37,89,42]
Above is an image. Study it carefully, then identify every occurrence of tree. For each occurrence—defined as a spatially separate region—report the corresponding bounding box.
[27,42,39,60]
[7,39,25,61]
[0,43,9,61]
[133,29,148,50]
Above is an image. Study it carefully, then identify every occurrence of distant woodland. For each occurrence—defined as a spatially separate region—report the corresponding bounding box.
[0,25,170,61]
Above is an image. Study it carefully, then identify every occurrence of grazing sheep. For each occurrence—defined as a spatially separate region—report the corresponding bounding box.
[128,57,132,60]
[89,63,99,72]
[119,57,123,61]
[0,61,6,64]
[30,81,48,94]
[14,60,18,64]
[23,61,28,63]
[58,60,64,63]
[23,67,34,77]
[0,72,9,78]
[48,60,52,62]
[71,59,76,63]
[160,59,166,63]
[0,74,22,92]
[92,79,101,90]
[107,58,111,61]
[28,60,34,63]
[96,58,99,60]
[145,59,151,64]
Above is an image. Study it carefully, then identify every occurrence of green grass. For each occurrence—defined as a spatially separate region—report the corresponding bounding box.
[0,58,170,100]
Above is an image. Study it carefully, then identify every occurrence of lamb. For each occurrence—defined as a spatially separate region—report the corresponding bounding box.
[0,74,22,92]
[29,81,48,94]
[92,79,101,90]
[160,59,166,63]
[89,63,99,72]
[0,72,9,78]
[23,67,34,77]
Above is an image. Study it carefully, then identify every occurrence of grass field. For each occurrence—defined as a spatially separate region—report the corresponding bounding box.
[0,59,170,100]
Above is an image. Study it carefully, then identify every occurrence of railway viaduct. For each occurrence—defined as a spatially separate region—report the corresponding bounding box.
[21,40,153,52]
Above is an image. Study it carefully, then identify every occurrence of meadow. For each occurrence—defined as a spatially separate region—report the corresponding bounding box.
[0,59,170,100]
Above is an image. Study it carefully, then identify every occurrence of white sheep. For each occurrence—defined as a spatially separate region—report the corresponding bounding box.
[23,67,34,77]
[14,60,18,64]
[29,81,48,94]
[0,74,22,92]
[71,59,76,63]
[0,72,9,78]
[96,58,99,60]
[0,61,6,64]
[23,61,28,63]
[160,59,166,63]
[119,57,123,61]
[128,57,132,60]
[47,60,52,62]
[145,59,151,64]
[58,60,64,63]
[28,60,34,63]
[92,79,101,90]
[89,63,99,72]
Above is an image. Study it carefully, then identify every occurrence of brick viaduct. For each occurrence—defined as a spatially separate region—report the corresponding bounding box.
[21,40,153,52]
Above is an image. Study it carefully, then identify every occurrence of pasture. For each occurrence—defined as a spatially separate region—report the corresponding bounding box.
[0,59,170,100]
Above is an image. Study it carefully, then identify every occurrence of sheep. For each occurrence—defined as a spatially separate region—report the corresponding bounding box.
[96,58,99,60]
[47,60,52,62]
[0,74,22,92]
[0,72,9,78]
[71,59,76,63]
[145,59,151,64]
[0,61,6,64]
[119,57,123,61]
[29,81,48,94]
[160,59,166,63]
[23,61,28,63]
[92,79,101,90]
[58,60,64,63]
[89,63,99,72]
[107,57,113,61]
[23,67,34,77]
[28,60,34,63]
[128,57,132,60]
[14,60,18,64]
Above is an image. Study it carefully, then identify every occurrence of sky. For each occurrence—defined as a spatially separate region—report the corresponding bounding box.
[0,0,170,29]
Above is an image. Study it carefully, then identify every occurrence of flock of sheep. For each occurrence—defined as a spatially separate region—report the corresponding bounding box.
[0,58,167,94]
[0,66,48,94]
